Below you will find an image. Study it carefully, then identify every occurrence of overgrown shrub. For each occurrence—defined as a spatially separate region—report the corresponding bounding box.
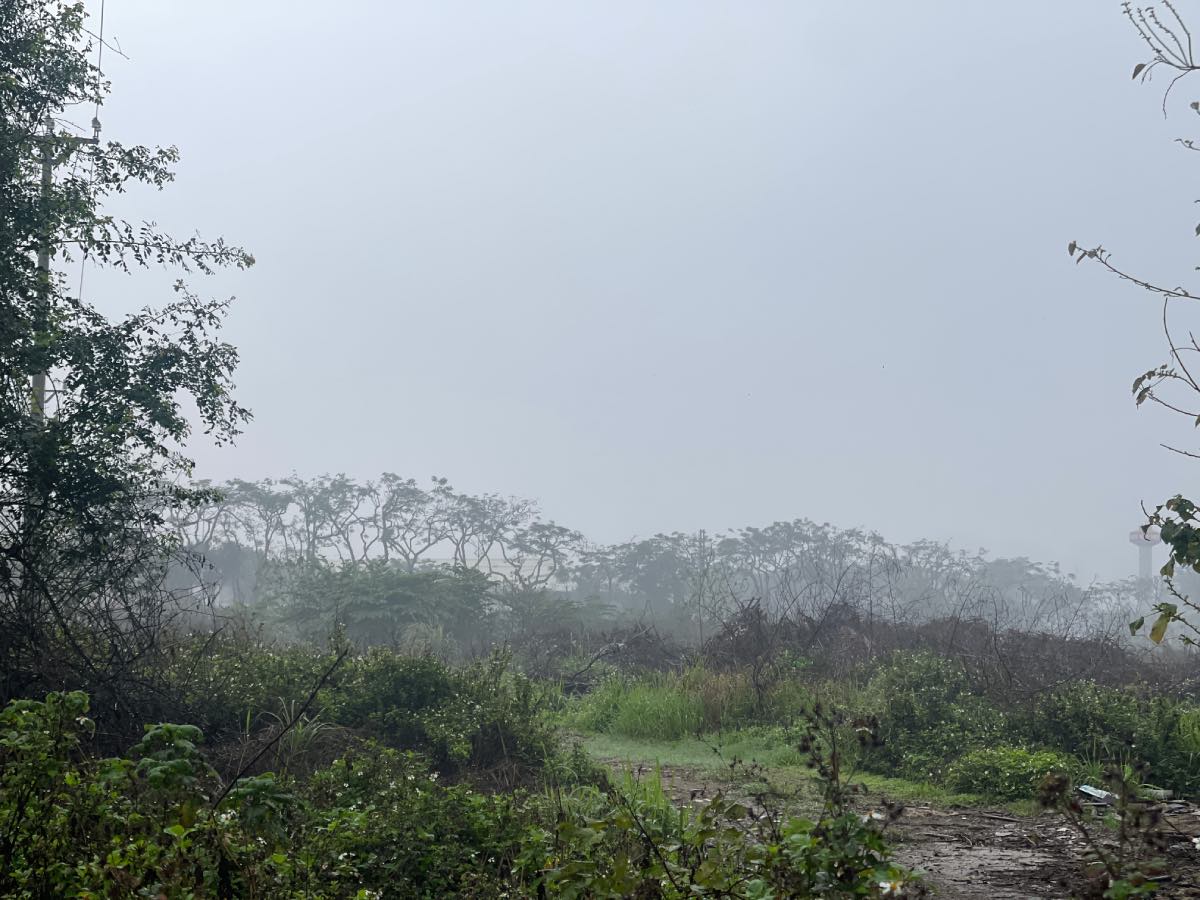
[535,788,916,898]
[0,690,531,898]
[865,652,1010,782]
[1021,681,1142,761]
[169,638,560,785]
[297,747,529,897]
[1021,681,1200,796]
[946,746,1079,801]
[164,634,330,742]
[0,691,233,898]
[0,690,915,898]
[763,675,816,724]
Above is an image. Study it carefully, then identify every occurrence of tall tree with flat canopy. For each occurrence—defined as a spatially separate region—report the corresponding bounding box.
[0,0,252,723]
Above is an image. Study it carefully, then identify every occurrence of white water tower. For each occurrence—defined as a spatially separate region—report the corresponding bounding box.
[1129,526,1162,599]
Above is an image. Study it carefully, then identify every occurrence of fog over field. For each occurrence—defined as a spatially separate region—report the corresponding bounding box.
[11,4,1200,896]
[83,1,1200,581]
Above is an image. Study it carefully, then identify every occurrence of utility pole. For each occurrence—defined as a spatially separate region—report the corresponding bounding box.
[31,115,99,423]
[18,117,99,611]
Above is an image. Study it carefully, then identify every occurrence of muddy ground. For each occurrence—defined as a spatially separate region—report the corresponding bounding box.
[608,760,1200,899]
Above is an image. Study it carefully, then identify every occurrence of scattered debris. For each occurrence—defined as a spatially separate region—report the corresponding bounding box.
[979,812,1020,823]
[1078,784,1116,804]
[1143,787,1175,801]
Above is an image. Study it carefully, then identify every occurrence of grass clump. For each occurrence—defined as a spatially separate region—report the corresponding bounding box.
[566,667,765,740]
[608,678,705,740]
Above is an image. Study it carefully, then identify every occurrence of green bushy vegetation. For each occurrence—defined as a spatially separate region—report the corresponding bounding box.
[565,652,1200,803]
[1019,681,1200,796]
[0,687,917,898]
[946,747,1080,801]
[864,652,1013,784]
[163,636,563,785]
[0,690,534,898]
[537,784,911,899]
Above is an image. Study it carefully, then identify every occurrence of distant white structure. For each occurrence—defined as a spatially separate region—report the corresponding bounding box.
[1130,526,1162,600]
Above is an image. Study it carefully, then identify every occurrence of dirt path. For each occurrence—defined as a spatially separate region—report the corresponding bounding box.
[890,805,1094,899]
[604,759,1200,898]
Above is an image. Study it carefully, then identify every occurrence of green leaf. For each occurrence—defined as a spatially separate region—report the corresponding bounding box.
[1133,62,1146,79]
[1068,240,1077,257]
[1150,611,1172,644]
[1129,616,1145,636]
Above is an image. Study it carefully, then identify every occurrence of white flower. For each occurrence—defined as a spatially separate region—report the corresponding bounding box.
[879,880,904,896]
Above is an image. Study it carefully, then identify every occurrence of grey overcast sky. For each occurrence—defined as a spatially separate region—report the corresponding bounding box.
[77,1,1200,582]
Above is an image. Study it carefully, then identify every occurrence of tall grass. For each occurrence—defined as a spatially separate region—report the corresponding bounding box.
[567,667,801,740]
[609,680,704,740]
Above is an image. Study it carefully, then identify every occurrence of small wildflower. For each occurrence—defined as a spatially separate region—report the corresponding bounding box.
[879,880,904,895]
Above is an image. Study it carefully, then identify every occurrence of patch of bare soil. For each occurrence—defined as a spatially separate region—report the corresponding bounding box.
[604,760,1200,899]
[890,803,1200,899]
[890,806,1085,899]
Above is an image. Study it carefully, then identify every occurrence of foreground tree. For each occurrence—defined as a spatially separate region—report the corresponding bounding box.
[0,1,252,720]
